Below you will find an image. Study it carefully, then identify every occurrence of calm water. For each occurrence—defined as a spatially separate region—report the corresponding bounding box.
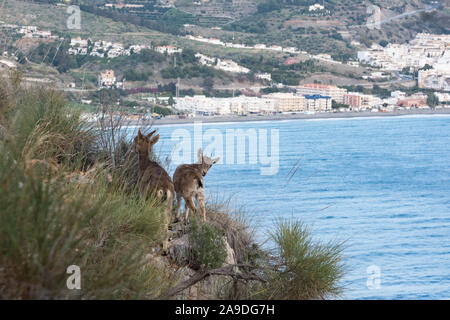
[141,115,450,299]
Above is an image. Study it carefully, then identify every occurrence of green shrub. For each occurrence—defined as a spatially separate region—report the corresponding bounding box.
[188,218,228,270]
[260,219,345,300]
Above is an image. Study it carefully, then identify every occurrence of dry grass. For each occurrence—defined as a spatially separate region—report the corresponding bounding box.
[0,74,176,299]
[206,201,256,265]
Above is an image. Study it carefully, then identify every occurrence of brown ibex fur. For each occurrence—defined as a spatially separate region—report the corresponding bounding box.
[173,148,220,222]
[133,129,174,252]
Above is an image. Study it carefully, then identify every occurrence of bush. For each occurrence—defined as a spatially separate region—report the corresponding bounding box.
[259,219,345,300]
[188,218,228,270]
[427,93,439,108]
[0,74,176,299]
[123,69,152,82]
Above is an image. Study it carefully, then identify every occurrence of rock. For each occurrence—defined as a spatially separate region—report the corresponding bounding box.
[223,236,237,266]
[168,221,186,240]
[168,234,190,266]
[157,227,240,299]
[143,253,167,270]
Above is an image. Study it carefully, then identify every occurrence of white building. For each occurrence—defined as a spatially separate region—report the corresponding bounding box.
[256,73,272,82]
[71,37,88,47]
[435,92,450,103]
[175,96,277,115]
[262,93,307,112]
[155,45,182,55]
[418,69,450,91]
[357,33,450,71]
[296,84,347,104]
[309,3,325,11]
[216,59,250,74]
[195,53,250,74]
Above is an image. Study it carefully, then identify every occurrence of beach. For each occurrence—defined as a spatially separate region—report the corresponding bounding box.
[143,108,450,126]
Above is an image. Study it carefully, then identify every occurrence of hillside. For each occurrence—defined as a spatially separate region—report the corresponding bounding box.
[2,0,447,104]
[74,0,450,50]
[1,0,376,96]
[178,0,449,54]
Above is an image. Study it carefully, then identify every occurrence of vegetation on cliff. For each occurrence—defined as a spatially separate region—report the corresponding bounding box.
[0,71,345,300]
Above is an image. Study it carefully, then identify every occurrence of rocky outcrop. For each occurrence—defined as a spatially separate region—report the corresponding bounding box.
[147,221,239,300]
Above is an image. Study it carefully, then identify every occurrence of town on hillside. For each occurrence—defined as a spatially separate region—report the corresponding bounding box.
[1,8,449,122]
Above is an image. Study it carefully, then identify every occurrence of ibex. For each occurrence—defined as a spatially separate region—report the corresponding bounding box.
[173,148,220,222]
[133,129,174,252]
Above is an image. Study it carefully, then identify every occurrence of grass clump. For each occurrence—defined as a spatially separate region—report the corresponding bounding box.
[258,219,345,300]
[188,218,228,270]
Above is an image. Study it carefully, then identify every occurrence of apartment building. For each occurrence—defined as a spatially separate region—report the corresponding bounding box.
[343,93,361,108]
[262,93,307,112]
[296,84,347,104]
[175,96,277,115]
[304,94,332,112]
[344,93,382,110]
[174,93,337,115]
[418,69,450,91]
[231,97,276,114]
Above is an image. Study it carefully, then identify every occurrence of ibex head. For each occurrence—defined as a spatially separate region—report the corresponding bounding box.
[133,129,159,155]
[196,148,220,176]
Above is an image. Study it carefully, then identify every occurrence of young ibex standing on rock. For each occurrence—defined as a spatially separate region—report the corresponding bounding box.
[173,148,220,222]
[133,129,174,252]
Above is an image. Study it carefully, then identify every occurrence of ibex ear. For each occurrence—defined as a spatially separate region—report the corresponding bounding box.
[149,134,160,146]
[212,157,220,164]
[147,129,156,138]
[137,129,143,139]
[197,148,203,162]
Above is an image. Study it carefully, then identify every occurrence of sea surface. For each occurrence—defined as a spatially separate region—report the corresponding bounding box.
[133,115,450,299]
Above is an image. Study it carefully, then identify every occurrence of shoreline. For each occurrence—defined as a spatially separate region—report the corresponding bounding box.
[141,109,450,126]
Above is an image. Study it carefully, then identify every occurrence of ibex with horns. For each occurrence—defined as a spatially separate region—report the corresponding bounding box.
[133,129,174,252]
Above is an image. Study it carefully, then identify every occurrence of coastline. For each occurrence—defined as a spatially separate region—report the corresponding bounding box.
[140,108,450,126]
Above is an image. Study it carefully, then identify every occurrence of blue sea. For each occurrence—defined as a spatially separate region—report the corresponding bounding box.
[141,115,450,299]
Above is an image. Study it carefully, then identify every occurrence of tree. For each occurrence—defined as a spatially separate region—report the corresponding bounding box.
[16,51,27,64]
[332,100,349,109]
[202,77,214,92]
[427,93,439,109]
[168,95,174,106]
[401,66,411,75]
[379,40,389,47]
[420,64,433,71]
